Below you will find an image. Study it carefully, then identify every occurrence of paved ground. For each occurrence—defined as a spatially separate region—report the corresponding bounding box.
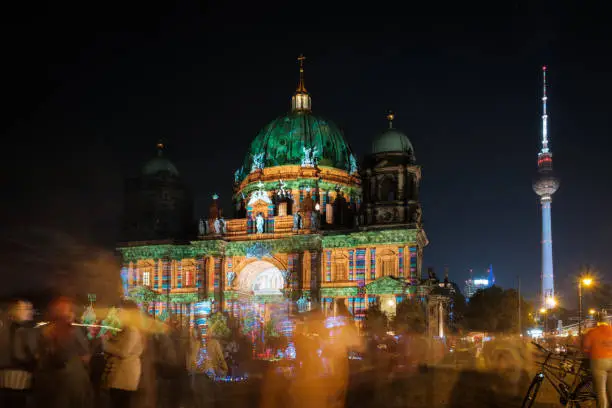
[204,365,566,408]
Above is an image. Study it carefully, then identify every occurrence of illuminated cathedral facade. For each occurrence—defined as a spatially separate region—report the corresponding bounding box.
[117,56,428,324]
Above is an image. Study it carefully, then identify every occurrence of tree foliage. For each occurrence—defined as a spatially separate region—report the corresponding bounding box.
[393,297,426,334]
[465,286,532,333]
[590,282,612,311]
[129,286,159,304]
[448,287,467,333]
[364,301,388,337]
[208,312,231,339]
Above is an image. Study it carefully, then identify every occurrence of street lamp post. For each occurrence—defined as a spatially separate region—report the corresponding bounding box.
[540,308,547,335]
[578,277,593,347]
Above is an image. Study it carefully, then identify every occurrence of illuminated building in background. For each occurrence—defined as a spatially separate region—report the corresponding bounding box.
[463,264,495,300]
[117,56,428,331]
[532,66,560,308]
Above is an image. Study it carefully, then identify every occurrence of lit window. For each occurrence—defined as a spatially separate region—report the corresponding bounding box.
[185,268,194,287]
[143,270,151,286]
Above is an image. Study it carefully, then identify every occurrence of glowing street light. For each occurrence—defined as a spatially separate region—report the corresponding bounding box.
[578,274,595,346]
[545,296,557,308]
[589,309,596,316]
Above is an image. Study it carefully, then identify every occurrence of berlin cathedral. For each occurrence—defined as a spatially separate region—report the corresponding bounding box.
[117,56,430,327]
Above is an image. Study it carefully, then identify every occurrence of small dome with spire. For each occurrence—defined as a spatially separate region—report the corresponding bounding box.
[372,112,414,155]
[142,141,180,177]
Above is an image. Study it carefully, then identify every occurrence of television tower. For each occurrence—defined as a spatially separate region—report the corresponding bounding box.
[532,66,560,308]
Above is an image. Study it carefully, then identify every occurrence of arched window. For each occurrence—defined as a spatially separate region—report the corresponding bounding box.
[380,177,396,201]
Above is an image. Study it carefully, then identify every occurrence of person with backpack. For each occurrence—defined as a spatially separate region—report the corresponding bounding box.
[0,299,38,408]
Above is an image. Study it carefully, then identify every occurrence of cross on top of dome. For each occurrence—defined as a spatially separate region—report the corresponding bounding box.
[296,54,307,93]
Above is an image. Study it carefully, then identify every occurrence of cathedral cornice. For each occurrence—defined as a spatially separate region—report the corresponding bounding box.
[117,228,425,262]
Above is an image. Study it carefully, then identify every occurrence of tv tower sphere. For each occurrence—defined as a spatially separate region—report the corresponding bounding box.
[533,172,560,198]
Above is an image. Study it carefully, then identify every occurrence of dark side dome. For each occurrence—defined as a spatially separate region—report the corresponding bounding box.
[372,113,414,155]
[142,142,179,177]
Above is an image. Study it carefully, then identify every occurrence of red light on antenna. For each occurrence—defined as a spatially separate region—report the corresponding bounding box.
[543,66,547,71]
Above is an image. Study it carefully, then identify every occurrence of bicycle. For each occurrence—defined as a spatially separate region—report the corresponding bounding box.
[522,341,596,407]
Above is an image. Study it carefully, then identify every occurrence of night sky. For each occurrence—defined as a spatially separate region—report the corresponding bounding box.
[1,1,611,303]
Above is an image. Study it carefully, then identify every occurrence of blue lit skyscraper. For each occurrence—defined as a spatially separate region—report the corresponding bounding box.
[532,66,560,308]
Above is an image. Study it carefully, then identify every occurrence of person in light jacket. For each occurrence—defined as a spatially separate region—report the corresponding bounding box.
[103,300,143,408]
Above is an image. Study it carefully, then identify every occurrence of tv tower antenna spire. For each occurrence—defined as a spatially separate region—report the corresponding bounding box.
[541,66,549,153]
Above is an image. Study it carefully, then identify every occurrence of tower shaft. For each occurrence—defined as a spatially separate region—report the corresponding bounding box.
[540,197,554,307]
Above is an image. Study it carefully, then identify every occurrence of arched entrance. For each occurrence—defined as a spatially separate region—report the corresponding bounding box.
[236,260,286,296]
[229,259,293,360]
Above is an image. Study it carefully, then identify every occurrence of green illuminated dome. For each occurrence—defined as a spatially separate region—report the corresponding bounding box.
[142,142,179,177]
[372,113,414,155]
[236,56,357,182]
[241,111,355,173]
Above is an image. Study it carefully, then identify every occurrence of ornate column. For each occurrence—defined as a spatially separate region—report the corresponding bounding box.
[417,247,424,282]
[206,256,214,299]
[214,256,225,312]
[366,169,374,201]
[196,256,206,300]
[397,165,405,200]
[292,253,302,293]
[414,170,421,201]
[310,251,321,305]
[302,250,311,291]
[154,259,161,292]
[120,263,129,299]
[162,257,171,316]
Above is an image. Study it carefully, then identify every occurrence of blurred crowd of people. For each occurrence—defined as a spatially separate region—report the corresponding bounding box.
[0,295,547,408]
[0,297,231,408]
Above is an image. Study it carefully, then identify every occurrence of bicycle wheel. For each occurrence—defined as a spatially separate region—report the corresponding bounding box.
[569,378,596,408]
[522,374,544,408]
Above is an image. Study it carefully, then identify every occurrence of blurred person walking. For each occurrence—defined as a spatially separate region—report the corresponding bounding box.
[204,327,228,378]
[0,299,37,408]
[102,300,144,408]
[156,317,187,408]
[35,297,92,408]
[134,317,159,408]
[583,315,612,408]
